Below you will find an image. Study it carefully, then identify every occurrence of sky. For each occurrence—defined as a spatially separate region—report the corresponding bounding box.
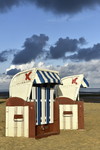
[0,0,100,91]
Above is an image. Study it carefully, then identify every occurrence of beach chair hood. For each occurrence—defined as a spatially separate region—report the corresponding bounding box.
[56,74,89,101]
[9,68,61,101]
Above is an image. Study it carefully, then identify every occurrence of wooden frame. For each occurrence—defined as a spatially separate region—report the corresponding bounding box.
[6,97,60,138]
[55,97,84,129]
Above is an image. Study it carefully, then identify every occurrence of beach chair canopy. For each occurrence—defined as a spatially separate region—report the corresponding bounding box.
[56,74,89,101]
[33,70,60,84]
[9,68,61,101]
[81,77,89,88]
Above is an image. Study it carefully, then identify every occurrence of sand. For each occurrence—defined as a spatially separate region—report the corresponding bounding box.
[0,99,100,150]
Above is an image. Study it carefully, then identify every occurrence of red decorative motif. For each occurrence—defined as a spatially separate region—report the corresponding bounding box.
[25,71,32,80]
[72,77,78,84]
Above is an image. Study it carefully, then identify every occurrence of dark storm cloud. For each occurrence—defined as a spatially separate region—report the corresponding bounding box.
[0,51,7,62]
[67,43,100,61]
[0,50,13,62]
[0,0,21,13]
[12,34,49,64]
[7,68,21,75]
[49,37,86,59]
[0,0,100,14]
[32,0,100,14]
[2,35,100,64]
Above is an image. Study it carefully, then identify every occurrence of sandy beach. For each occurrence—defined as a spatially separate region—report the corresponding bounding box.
[0,99,100,150]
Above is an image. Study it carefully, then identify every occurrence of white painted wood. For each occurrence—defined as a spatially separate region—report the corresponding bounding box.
[59,105,64,129]
[72,105,78,129]
[5,107,9,136]
[23,106,29,137]
[6,107,15,137]
[32,86,37,100]
[49,88,54,123]
[59,104,78,130]
[9,107,15,136]
[14,106,17,137]
[16,107,23,137]
[6,106,29,137]
[64,105,72,130]
[41,87,46,124]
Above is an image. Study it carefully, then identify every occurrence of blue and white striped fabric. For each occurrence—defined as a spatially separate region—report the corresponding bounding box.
[33,70,61,84]
[81,78,89,88]
[33,70,61,125]
[36,86,53,125]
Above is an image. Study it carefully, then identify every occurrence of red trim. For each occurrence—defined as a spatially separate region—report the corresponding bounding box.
[77,101,84,129]
[6,97,28,106]
[28,102,36,138]
[63,111,73,115]
[14,114,23,119]
[55,97,76,104]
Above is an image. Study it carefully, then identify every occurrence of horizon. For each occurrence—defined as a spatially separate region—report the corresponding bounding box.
[1,87,100,93]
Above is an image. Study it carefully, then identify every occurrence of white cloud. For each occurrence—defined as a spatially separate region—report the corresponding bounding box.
[6,61,35,72]
[37,62,45,68]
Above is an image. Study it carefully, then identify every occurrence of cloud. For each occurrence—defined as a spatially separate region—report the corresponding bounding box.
[0,0,100,14]
[0,74,11,91]
[58,60,100,87]
[0,50,13,62]
[12,34,49,64]
[1,35,100,64]
[0,51,7,62]
[6,68,21,76]
[6,61,46,76]
[11,35,100,63]
[48,37,86,59]
[0,0,22,13]
[6,61,35,75]
[67,43,100,61]
[32,0,100,14]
